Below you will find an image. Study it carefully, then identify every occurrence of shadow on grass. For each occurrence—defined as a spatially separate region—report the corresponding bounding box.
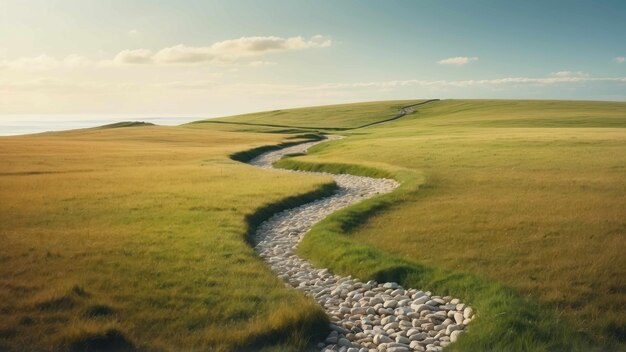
[229,134,326,163]
[236,308,329,352]
[67,328,135,352]
[84,304,115,318]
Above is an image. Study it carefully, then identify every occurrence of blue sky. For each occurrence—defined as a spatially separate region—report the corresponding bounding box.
[0,0,625,117]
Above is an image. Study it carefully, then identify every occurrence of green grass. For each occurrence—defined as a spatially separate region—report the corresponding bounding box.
[191,99,428,130]
[295,193,583,351]
[265,99,626,350]
[0,126,335,351]
[96,121,155,129]
[1,99,624,351]
[407,99,626,128]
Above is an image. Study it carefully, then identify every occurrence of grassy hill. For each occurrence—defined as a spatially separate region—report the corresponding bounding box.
[0,126,333,351]
[1,99,624,351]
[192,99,429,130]
[229,99,626,349]
[96,121,155,129]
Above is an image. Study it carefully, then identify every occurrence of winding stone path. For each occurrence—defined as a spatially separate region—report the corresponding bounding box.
[249,136,472,352]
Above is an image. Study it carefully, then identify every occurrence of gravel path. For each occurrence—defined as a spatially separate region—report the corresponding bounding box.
[249,136,472,352]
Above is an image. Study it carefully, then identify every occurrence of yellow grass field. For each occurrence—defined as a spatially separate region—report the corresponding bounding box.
[0,126,334,351]
[1,99,625,350]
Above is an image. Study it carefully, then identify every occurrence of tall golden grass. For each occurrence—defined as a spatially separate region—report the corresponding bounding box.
[0,125,332,351]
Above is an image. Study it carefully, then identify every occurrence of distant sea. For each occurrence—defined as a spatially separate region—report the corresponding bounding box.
[0,115,211,136]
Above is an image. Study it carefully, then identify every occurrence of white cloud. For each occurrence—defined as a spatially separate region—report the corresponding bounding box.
[550,71,589,78]
[0,54,92,70]
[0,34,332,69]
[300,75,626,90]
[150,45,214,64]
[438,56,478,66]
[1,55,59,70]
[615,57,625,64]
[115,35,332,64]
[154,79,222,90]
[128,29,139,36]
[249,60,276,67]
[6,74,622,95]
[211,34,331,54]
[113,49,153,64]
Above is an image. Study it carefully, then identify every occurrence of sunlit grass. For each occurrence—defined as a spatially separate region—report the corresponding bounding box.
[0,126,333,351]
[192,99,425,130]
[1,99,624,350]
[271,99,626,349]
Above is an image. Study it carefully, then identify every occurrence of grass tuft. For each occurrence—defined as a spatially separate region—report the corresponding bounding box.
[33,285,91,311]
[85,304,115,318]
[65,328,136,352]
[35,295,76,311]
[71,285,90,297]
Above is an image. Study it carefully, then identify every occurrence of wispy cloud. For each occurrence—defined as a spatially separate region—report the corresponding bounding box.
[114,35,331,64]
[550,71,589,78]
[2,73,624,115]
[0,34,332,70]
[4,74,623,94]
[113,49,153,64]
[0,54,91,70]
[437,56,478,66]
[311,75,625,89]
[248,60,277,67]
[615,56,625,64]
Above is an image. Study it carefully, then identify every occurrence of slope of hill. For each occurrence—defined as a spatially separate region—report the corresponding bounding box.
[0,127,333,351]
[224,99,626,349]
[193,100,431,130]
[1,99,624,350]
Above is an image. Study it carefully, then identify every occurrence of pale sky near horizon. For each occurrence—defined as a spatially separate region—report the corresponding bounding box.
[1,0,625,118]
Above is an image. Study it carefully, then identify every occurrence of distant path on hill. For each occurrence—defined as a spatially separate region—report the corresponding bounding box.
[246,135,473,351]
[353,99,440,129]
[203,99,440,132]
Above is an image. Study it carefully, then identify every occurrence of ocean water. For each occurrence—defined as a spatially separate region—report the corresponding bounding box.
[0,114,210,136]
